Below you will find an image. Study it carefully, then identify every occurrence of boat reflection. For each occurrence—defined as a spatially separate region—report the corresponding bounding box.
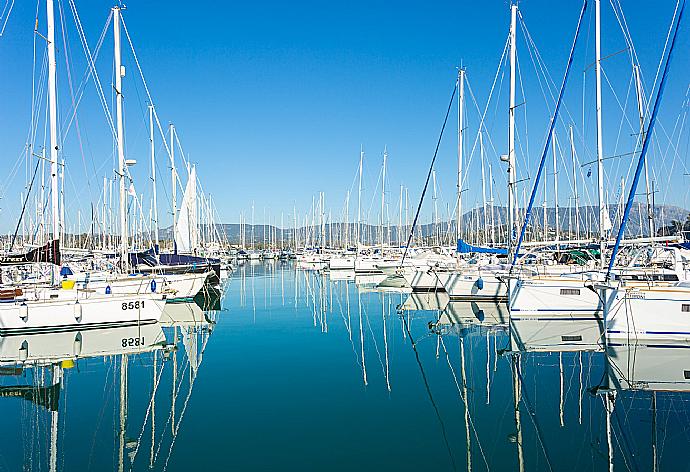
[509,317,605,353]
[0,298,220,472]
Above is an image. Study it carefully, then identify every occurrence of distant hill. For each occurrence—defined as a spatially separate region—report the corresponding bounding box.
[161,203,689,246]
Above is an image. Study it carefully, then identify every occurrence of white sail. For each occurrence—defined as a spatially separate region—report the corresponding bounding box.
[174,166,199,252]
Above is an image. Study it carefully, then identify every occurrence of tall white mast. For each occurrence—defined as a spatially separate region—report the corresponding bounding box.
[357,146,363,248]
[113,6,128,266]
[399,185,403,246]
[432,169,439,245]
[457,68,465,244]
[381,147,387,252]
[633,65,654,237]
[170,123,177,249]
[595,0,606,266]
[508,4,517,259]
[149,105,159,249]
[553,133,560,246]
[47,0,59,245]
[102,177,108,250]
[480,130,488,245]
[569,126,579,239]
[489,164,496,244]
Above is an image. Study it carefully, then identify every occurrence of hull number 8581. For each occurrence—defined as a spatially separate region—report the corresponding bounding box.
[121,300,145,310]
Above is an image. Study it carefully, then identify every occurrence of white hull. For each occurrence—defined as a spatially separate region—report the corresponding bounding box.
[606,284,690,343]
[444,269,508,301]
[329,256,355,270]
[0,291,165,335]
[354,258,382,274]
[403,269,450,292]
[509,274,602,321]
[67,271,210,299]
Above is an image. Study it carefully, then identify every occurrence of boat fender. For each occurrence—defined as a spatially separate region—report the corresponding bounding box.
[105,285,112,295]
[19,340,28,362]
[151,279,157,293]
[74,301,82,322]
[19,303,28,322]
[476,277,484,290]
[73,332,83,357]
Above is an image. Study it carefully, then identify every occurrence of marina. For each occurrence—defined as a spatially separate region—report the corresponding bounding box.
[2,0,690,469]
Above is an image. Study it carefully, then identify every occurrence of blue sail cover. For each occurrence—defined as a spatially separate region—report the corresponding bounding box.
[456,239,508,255]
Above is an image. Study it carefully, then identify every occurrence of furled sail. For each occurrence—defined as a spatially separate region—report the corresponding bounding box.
[0,240,61,266]
[174,167,199,253]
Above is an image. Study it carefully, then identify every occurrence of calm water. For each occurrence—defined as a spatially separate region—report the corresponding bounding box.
[1,261,689,471]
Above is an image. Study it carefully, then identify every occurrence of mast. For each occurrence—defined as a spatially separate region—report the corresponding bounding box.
[381,147,387,252]
[113,6,128,266]
[170,124,177,250]
[47,0,59,247]
[569,126,579,239]
[553,133,560,246]
[399,185,403,246]
[595,0,606,266]
[149,105,159,249]
[508,4,517,261]
[357,146,363,249]
[457,68,465,243]
[633,65,654,237]
[489,164,496,244]
[103,177,108,250]
[432,169,439,245]
[480,131,488,245]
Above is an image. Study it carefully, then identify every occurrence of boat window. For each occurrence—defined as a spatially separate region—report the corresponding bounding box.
[561,335,582,342]
[682,304,690,313]
[560,288,580,296]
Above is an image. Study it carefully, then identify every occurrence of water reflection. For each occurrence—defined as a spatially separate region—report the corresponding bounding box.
[2,262,689,470]
[0,295,221,472]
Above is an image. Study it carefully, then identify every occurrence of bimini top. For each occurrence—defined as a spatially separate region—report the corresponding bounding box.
[456,239,508,256]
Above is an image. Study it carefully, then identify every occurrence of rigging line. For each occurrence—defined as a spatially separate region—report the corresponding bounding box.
[401,314,458,471]
[460,36,510,194]
[67,2,117,137]
[57,0,97,206]
[120,17,175,165]
[607,0,684,277]
[401,82,456,265]
[61,10,110,139]
[512,0,588,266]
[10,158,41,250]
[645,0,680,122]
[0,0,14,36]
[609,0,642,70]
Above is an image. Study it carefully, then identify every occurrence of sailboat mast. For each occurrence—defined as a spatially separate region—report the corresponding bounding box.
[508,4,517,260]
[149,105,159,248]
[381,147,387,252]
[357,146,363,248]
[47,0,60,246]
[457,68,465,244]
[569,126,579,239]
[480,131,488,246]
[170,124,177,249]
[553,133,559,245]
[113,6,128,265]
[633,65,654,237]
[595,0,606,266]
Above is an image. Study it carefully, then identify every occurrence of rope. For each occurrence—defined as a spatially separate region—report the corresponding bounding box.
[10,158,41,250]
[401,81,457,265]
[512,0,588,266]
[607,0,685,277]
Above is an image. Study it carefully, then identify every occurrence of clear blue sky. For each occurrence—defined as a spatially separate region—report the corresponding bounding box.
[1,0,688,234]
